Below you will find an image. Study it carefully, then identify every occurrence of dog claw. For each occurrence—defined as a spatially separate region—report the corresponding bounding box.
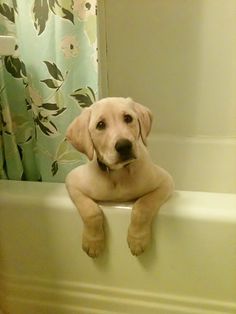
[127,232,151,256]
[82,236,105,258]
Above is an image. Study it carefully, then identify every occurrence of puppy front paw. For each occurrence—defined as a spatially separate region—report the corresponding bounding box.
[82,234,105,258]
[127,230,151,256]
[82,213,105,258]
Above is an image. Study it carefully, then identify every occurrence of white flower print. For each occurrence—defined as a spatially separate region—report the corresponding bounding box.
[61,36,80,58]
[73,0,96,21]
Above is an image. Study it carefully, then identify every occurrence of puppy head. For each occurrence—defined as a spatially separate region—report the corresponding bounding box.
[66,97,153,168]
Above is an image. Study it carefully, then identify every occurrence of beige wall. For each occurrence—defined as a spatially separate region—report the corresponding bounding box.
[98,0,236,137]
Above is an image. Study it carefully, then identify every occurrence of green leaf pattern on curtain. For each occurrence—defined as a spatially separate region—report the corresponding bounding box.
[0,0,97,182]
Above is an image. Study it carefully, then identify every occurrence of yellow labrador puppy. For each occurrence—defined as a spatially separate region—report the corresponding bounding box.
[66,97,174,257]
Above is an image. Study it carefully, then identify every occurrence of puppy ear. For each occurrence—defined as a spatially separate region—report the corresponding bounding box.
[130,99,153,145]
[66,108,94,160]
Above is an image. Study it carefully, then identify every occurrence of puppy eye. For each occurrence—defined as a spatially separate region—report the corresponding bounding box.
[96,120,106,130]
[124,114,133,124]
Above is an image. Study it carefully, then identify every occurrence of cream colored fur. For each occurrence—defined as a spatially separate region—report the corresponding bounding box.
[66,97,174,257]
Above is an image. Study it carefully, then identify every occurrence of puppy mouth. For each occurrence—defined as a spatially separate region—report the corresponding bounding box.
[119,152,136,162]
[114,154,137,168]
[97,154,137,172]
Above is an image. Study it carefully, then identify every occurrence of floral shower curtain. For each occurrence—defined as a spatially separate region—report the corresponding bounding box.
[0,0,97,182]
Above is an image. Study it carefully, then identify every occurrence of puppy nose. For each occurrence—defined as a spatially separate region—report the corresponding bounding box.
[115,139,132,155]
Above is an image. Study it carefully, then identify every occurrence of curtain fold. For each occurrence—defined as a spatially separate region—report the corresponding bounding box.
[0,0,97,182]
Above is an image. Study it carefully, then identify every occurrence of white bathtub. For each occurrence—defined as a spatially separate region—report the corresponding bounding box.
[0,179,236,314]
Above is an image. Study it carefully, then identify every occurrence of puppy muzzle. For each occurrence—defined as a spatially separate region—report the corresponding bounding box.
[115,138,135,162]
[97,138,137,172]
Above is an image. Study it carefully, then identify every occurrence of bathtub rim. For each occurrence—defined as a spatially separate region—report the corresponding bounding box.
[0,179,236,223]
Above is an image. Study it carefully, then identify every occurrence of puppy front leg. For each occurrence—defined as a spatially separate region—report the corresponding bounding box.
[127,180,173,256]
[66,185,105,258]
